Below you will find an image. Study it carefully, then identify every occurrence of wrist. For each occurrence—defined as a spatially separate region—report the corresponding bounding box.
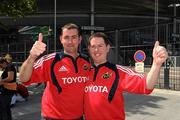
[152,61,162,69]
[27,55,37,63]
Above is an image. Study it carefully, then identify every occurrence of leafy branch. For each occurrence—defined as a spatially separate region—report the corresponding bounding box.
[0,0,37,19]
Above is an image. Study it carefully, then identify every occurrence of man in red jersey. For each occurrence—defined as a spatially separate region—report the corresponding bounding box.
[84,32,168,120]
[19,23,90,120]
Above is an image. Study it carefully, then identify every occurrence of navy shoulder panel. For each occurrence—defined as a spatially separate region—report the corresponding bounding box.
[56,52,66,60]
[79,53,90,63]
[105,62,120,103]
[105,62,117,70]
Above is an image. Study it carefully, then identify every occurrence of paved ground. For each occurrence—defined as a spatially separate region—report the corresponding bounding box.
[12,88,180,120]
[124,89,180,120]
[12,94,41,120]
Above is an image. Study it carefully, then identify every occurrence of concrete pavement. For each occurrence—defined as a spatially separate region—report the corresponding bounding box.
[124,89,180,120]
[12,88,180,120]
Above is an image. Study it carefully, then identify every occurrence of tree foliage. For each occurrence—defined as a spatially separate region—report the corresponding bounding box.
[0,0,37,19]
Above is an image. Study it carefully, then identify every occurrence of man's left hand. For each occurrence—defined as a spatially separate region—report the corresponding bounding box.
[153,41,168,66]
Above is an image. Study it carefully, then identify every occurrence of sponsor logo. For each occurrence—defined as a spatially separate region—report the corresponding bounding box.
[59,65,67,72]
[83,64,89,70]
[85,85,108,93]
[102,72,112,79]
[62,76,89,84]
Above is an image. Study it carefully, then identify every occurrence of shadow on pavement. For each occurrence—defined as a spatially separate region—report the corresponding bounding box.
[13,89,176,120]
[124,92,167,117]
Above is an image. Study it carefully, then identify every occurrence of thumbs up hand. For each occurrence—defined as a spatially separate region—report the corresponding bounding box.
[153,41,168,66]
[30,33,46,59]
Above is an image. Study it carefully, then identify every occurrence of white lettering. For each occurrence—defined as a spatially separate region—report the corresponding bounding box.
[93,86,98,92]
[85,85,108,93]
[89,85,93,91]
[62,78,67,84]
[66,78,73,84]
[62,76,88,84]
[102,86,108,93]
[85,86,88,92]
[72,77,77,82]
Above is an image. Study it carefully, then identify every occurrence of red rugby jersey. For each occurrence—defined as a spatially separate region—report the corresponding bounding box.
[25,52,90,119]
[84,62,153,120]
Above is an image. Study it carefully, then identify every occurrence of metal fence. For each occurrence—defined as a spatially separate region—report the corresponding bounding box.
[104,22,180,90]
[0,22,180,90]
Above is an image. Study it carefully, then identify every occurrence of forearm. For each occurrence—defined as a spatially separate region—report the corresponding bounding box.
[0,79,4,85]
[1,72,15,82]
[0,72,14,83]
[19,55,36,82]
[1,78,12,82]
[19,33,46,82]
[146,62,162,89]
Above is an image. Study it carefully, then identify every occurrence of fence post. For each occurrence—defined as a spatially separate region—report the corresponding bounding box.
[115,30,119,63]
[164,61,170,89]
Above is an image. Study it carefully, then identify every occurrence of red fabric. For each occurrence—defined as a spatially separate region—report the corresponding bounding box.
[24,53,90,119]
[84,64,153,120]
[17,84,29,98]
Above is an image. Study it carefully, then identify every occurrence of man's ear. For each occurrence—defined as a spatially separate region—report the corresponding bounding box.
[107,44,110,52]
[59,36,62,43]
[78,36,82,44]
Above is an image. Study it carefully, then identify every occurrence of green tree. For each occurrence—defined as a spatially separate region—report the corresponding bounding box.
[0,0,37,18]
[0,0,37,30]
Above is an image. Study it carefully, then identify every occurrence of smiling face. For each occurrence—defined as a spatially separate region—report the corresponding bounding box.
[89,36,110,66]
[60,28,82,57]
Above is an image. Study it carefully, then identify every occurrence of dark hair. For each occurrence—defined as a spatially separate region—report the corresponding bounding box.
[60,23,81,36]
[88,32,111,46]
